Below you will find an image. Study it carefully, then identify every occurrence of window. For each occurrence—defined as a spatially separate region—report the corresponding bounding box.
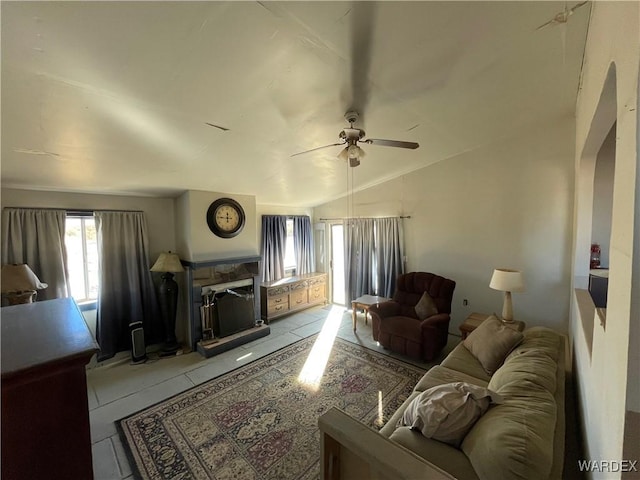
[283,218,296,275]
[65,215,99,303]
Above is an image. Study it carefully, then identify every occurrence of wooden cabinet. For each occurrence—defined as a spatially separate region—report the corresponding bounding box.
[260,272,327,321]
[1,298,99,480]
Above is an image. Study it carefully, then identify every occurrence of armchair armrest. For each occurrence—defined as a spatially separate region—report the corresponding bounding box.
[369,301,401,341]
[368,300,400,320]
[419,312,451,328]
[420,313,452,358]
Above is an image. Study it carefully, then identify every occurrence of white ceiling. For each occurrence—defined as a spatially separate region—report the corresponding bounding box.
[1,1,590,207]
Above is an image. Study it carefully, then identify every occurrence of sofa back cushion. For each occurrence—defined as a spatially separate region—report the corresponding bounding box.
[460,328,562,480]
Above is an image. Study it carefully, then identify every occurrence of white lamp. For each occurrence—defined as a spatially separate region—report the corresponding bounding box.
[489,268,525,323]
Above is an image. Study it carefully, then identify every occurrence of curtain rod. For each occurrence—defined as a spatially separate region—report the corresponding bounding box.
[3,207,143,214]
[318,215,411,221]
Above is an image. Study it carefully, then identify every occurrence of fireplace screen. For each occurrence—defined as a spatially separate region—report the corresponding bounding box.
[214,287,255,337]
[200,280,255,341]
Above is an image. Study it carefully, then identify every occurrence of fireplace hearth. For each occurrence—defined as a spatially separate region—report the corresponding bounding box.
[182,256,270,357]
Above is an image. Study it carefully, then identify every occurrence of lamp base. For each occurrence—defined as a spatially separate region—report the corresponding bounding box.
[501,291,514,323]
[2,291,36,306]
[159,342,181,357]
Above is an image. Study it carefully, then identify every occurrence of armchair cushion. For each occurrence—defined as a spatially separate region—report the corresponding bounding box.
[414,292,439,320]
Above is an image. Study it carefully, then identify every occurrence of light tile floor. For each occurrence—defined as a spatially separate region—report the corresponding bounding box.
[87,305,459,479]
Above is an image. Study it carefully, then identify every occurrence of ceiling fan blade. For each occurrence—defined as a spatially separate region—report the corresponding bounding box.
[349,2,376,116]
[363,139,420,149]
[291,142,344,157]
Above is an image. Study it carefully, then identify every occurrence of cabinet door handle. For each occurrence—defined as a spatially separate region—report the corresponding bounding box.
[276,305,283,311]
[275,298,282,303]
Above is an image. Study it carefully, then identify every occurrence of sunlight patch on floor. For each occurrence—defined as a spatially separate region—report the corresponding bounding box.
[297,306,344,390]
[236,352,253,362]
[376,390,385,427]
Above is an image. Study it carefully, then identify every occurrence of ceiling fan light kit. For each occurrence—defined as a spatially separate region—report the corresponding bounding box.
[292,110,419,166]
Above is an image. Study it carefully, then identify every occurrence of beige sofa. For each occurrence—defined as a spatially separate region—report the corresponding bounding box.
[319,327,566,480]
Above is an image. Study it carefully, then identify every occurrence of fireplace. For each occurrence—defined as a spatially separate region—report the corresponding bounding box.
[182,256,270,357]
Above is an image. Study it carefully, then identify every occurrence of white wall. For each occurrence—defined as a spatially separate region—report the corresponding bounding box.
[313,115,575,334]
[571,2,640,476]
[175,190,258,262]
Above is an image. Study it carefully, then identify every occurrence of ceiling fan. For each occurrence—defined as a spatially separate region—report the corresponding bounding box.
[291,111,419,167]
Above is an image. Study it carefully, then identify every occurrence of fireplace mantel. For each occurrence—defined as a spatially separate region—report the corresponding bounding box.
[181,255,261,270]
[182,255,262,351]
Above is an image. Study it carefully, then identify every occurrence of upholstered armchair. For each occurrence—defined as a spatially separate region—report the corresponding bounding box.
[369,272,456,361]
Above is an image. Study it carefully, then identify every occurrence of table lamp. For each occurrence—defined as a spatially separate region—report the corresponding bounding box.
[150,252,184,355]
[489,268,524,323]
[1,264,48,305]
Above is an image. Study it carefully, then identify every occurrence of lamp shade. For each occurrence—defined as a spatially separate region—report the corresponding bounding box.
[489,268,524,293]
[1,264,48,292]
[150,252,184,273]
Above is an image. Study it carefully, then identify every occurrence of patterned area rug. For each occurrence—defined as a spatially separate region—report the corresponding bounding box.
[118,335,426,479]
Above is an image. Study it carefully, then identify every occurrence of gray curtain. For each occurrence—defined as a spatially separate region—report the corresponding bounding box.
[260,215,287,282]
[293,215,315,275]
[1,208,70,300]
[95,211,158,361]
[344,217,404,304]
[374,217,405,298]
[344,218,375,304]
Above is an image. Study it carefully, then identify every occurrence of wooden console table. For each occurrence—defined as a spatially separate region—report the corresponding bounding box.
[1,298,99,480]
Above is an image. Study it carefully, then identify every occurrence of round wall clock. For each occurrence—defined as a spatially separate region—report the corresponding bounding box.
[206,198,246,238]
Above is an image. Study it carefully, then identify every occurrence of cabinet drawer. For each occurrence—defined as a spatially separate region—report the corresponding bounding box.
[267,301,289,316]
[267,285,290,297]
[309,284,325,302]
[308,276,326,286]
[290,289,308,307]
[268,294,289,308]
[290,281,308,291]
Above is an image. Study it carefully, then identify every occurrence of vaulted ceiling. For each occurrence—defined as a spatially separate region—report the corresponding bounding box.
[1,1,590,207]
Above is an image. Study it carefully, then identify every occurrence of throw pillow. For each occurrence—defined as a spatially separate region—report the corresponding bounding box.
[414,292,438,320]
[399,382,502,447]
[463,314,524,375]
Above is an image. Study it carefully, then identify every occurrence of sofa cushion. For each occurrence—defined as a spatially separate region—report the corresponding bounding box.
[399,382,502,447]
[414,365,489,392]
[389,427,480,480]
[507,327,561,363]
[461,327,562,480]
[489,348,558,394]
[440,343,492,383]
[463,315,524,374]
[461,389,557,480]
[414,292,439,319]
[380,391,421,437]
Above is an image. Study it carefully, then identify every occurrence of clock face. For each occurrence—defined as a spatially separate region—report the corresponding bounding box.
[206,198,246,238]
[215,205,241,232]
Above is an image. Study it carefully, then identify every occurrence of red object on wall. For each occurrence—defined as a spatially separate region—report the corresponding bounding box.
[590,243,601,269]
